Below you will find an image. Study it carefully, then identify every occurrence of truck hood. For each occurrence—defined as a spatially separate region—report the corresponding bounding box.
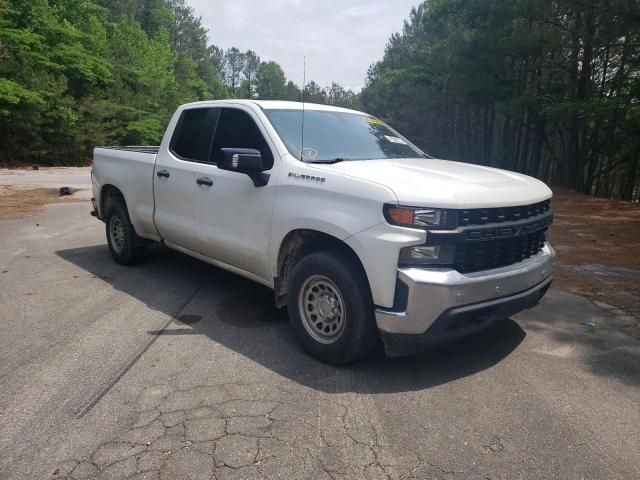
[310,157,552,208]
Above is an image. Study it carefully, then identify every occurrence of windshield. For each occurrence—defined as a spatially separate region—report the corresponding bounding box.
[264,109,428,162]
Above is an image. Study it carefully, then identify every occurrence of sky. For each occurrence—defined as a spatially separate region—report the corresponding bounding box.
[188,0,420,92]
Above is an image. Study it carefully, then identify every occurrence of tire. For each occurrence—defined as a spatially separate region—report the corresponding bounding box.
[105,201,145,265]
[287,250,378,365]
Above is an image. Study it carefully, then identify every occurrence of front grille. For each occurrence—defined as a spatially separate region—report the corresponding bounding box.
[453,229,547,273]
[458,200,551,226]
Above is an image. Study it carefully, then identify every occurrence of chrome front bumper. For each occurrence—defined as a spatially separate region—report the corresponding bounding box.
[375,243,555,336]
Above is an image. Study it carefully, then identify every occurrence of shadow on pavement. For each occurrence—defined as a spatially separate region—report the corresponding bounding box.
[57,244,526,393]
[520,291,640,387]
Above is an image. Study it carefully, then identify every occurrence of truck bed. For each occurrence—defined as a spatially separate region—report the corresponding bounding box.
[92,145,159,239]
[96,146,160,155]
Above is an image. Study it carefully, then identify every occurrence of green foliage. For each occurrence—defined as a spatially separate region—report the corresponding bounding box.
[362,0,640,200]
[123,116,165,144]
[222,47,244,95]
[0,0,229,163]
[303,81,326,104]
[242,50,260,98]
[256,61,287,100]
[0,0,363,165]
[285,80,301,101]
[0,78,44,115]
[325,82,359,110]
[0,0,112,162]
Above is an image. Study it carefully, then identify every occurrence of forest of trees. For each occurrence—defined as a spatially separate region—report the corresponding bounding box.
[1,0,639,200]
[0,0,357,165]
[362,0,640,200]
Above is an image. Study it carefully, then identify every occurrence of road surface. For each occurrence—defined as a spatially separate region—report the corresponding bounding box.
[0,169,638,479]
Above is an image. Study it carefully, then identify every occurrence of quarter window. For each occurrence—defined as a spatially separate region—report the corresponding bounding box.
[170,108,218,162]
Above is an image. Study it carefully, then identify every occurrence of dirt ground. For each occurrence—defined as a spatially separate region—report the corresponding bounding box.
[548,188,640,316]
[0,185,85,219]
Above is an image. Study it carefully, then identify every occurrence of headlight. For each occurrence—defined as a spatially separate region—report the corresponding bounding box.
[399,244,455,266]
[383,204,455,229]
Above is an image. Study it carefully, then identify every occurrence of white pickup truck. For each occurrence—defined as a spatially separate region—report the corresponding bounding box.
[91,100,554,364]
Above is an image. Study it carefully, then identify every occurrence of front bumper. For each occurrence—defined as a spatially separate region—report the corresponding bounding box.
[376,243,554,352]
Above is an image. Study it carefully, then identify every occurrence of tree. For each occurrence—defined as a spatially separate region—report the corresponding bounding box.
[285,80,301,101]
[168,0,226,101]
[0,0,359,167]
[303,81,326,104]
[0,0,112,163]
[362,0,640,200]
[208,45,224,71]
[242,50,260,98]
[0,0,229,163]
[256,61,287,99]
[223,47,244,95]
[325,82,358,109]
[167,0,211,63]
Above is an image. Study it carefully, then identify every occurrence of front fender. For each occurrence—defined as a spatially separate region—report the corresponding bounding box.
[345,223,425,308]
[269,163,410,306]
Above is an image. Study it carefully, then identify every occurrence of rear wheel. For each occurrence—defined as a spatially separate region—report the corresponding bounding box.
[105,201,145,265]
[287,250,378,364]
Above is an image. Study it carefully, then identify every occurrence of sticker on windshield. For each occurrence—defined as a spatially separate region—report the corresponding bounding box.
[384,135,407,145]
[301,147,318,160]
[366,117,385,126]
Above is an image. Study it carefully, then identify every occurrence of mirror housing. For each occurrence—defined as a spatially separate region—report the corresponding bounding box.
[217,148,269,187]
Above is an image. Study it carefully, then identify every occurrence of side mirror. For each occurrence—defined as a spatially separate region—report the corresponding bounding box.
[218,148,264,171]
[217,148,269,187]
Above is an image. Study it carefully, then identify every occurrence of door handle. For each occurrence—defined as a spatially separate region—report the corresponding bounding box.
[196,177,213,187]
[157,169,170,178]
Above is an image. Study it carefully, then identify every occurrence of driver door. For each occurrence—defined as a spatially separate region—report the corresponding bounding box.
[192,107,277,281]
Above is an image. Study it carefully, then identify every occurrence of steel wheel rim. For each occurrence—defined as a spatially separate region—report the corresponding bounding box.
[109,215,125,254]
[298,275,346,344]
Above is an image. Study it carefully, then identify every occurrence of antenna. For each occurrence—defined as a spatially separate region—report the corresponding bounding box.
[301,56,306,160]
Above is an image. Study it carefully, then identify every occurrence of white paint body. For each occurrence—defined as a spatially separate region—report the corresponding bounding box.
[91,100,553,310]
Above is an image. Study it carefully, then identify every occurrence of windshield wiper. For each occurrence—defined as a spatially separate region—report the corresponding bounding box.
[304,158,346,164]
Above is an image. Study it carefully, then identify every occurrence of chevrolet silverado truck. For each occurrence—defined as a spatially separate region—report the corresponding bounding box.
[91,100,554,364]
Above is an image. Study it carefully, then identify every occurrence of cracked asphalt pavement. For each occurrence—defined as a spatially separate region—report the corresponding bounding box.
[1,187,639,479]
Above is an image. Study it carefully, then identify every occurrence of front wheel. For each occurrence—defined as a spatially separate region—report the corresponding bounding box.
[105,201,145,265]
[287,250,378,364]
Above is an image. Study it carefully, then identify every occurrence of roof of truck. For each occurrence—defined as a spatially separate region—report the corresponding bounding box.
[182,99,366,116]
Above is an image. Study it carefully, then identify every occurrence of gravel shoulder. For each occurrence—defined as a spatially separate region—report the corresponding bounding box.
[548,188,640,337]
[0,167,91,219]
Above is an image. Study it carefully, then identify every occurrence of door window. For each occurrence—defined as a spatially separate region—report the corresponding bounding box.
[170,108,219,162]
[211,108,274,169]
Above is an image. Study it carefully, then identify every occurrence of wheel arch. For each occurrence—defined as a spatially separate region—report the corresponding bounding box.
[100,184,127,218]
[101,183,149,253]
[274,229,371,308]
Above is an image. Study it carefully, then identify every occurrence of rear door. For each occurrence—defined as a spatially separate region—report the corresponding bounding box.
[153,107,218,252]
[191,106,278,281]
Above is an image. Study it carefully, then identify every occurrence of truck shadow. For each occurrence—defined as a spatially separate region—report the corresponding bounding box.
[56,244,526,394]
